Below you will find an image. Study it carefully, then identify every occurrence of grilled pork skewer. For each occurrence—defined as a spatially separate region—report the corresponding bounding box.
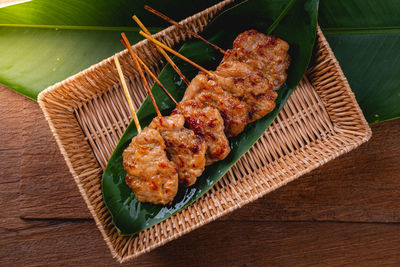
[121,34,207,188]
[213,30,290,122]
[114,56,178,204]
[133,18,230,164]
[138,29,246,137]
[141,28,290,134]
[181,73,249,137]
[142,4,280,123]
[123,127,179,205]
[173,100,230,165]
[121,14,290,204]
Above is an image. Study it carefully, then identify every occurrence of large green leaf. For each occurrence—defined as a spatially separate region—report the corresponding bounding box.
[102,0,319,235]
[0,0,222,99]
[319,0,400,123]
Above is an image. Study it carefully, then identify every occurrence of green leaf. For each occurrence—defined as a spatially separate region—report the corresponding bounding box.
[0,28,144,99]
[319,0,400,123]
[102,0,319,235]
[0,0,222,99]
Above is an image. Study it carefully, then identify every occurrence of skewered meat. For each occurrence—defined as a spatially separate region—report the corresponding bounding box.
[149,114,206,187]
[122,29,290,205]
[175,100,230,165]
[182,30,289,134]
[123,127,178,204]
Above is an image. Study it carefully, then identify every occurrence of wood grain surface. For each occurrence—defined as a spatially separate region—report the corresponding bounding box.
[20,96,90,219]
[2,85,400,266]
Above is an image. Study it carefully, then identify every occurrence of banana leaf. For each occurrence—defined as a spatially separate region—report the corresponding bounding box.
[0,0,221,99]
[102,0,319,235]
[319,0,400,123]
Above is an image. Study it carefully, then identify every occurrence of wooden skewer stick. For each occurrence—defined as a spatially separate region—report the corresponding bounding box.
[121,38,179,107]
[132,15,190,87]
[113,55,142,133]
[139,31,214,77]
[144,5,226,54]
[121,32,162,117]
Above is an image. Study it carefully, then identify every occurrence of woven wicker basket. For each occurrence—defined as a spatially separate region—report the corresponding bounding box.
[38,0,371,263]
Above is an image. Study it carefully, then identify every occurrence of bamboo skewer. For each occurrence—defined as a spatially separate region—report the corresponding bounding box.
[132,15,190,86]
[121,32,162,117]
[144,5,226,54]
[119,37,171,203]
[139,31,214,77]
[113,55,142,133]
[120,38,179,107]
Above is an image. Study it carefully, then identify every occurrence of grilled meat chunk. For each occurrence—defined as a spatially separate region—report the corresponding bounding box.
[175,100,230,165]
[220,29,290,90]
[183,73,249,137]
[149,114,206,187]
[123,127,178,204]
[214,71,277,122]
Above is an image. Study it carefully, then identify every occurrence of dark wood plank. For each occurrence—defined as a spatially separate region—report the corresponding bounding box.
[154,221,400,267]
[19,97,90,218]
[0,86,23,223]
[1,219,400,266]
[0,86,52,246]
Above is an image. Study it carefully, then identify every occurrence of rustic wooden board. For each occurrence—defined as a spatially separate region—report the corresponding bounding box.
[18,91,400,222]
[19,97,90,218]
[1,86,23,225]
[2,218,400,266]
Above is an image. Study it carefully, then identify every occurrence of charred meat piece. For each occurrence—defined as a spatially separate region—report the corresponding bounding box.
[183,73,249,137]
[175,100,230,165]
[149,114,206,187]
[214,71,277,122]
[123,127,178,205]
[220,29,290,90]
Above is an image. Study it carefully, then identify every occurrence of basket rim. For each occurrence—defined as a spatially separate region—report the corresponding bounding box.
[37,3,372,263]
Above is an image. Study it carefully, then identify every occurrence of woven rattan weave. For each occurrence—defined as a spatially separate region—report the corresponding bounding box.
[38,0,371,262]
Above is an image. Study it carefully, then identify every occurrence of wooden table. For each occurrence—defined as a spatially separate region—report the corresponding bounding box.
[1,85,400,266]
